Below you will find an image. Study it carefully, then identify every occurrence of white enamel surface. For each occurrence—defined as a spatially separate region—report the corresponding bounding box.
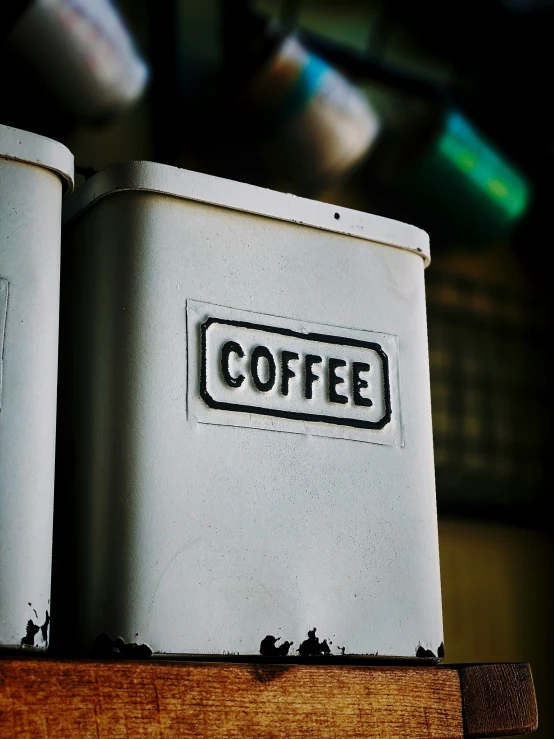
[63,161,430,264]
[0,136,72,648]
[0,125,74,195]
[61,169,442,659]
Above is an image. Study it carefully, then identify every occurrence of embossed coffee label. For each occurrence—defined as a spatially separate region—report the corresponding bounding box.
[187,300,401,445]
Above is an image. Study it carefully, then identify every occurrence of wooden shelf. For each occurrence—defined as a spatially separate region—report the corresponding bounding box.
[0,658,537,738]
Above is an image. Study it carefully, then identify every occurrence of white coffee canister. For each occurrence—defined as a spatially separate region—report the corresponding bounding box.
[0,125,74,650]
[59,161,443,660]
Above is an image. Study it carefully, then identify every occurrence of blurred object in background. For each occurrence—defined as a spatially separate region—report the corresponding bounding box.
[4,0,148,122]
[155,3,381,196]
[402,109,532,244]
[384,0,554,187]
[233,33,381,195]
[427,259,550,522]
[352,95,532,246]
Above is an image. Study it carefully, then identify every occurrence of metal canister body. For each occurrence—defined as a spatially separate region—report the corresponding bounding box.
[0,125,73,650]
[58,162,442,659]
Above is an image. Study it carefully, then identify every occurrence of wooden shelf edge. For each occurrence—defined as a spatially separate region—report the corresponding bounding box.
[460,662,538,737]
[0,658,537,739]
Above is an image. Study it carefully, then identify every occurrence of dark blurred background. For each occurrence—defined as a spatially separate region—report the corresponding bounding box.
[2,1,552,736]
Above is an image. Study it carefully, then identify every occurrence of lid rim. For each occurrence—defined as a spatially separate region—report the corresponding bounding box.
[63,160,430,264]
[0,124,74,195]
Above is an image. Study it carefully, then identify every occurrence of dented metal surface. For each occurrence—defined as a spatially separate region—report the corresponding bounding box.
[0,125,74,650]
[59,162,443,659]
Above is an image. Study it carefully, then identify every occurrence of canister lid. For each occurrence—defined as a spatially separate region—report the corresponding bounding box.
[0,124,74,195]
[63,160,430,264]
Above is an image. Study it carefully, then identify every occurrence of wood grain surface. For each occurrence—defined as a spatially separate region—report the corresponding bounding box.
[460,663,538,737]
[0,659,537,739]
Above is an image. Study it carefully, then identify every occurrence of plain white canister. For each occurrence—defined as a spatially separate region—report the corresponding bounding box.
[0,125,74,650]
[59,161,443,660]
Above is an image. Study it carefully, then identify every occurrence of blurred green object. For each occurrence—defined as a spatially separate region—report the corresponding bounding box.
[404,110,531,244]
